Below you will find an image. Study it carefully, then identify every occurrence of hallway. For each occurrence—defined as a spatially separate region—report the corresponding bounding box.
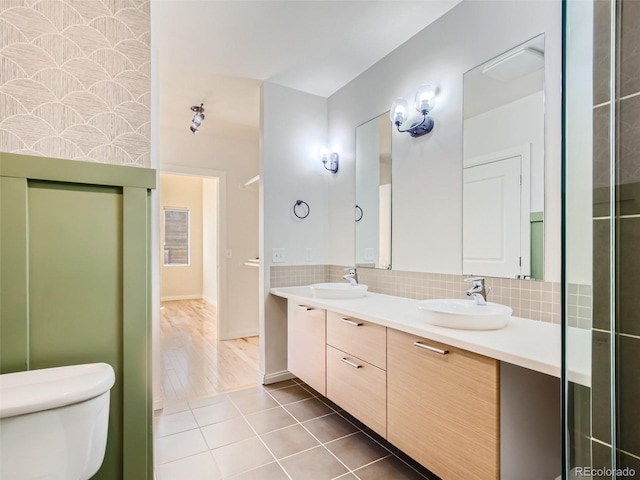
[160,299,260,403]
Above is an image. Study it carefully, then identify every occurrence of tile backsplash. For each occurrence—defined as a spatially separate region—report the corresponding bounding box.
[271,265,561,324]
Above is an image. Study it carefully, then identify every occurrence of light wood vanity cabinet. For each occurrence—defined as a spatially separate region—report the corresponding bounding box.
[387,328,500,480]
[287,303,326,395]
[325,312,387,437]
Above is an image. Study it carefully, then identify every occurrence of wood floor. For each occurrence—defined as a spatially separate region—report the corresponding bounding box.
[160,299,260,404]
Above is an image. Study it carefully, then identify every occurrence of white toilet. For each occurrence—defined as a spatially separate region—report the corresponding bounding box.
[0,362,116,480]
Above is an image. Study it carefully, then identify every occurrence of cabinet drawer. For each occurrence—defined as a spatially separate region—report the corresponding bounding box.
[326,345,386,438]
[326,311,386,370]
[387,329,499,480]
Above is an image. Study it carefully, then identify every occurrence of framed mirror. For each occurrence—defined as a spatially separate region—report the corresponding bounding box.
[462,34,545,279]
[355,112,392,269]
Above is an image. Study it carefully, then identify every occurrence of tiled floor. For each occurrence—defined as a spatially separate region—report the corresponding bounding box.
[154,379,439,480]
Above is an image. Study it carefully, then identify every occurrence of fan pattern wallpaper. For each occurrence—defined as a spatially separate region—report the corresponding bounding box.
[0,0,150,166]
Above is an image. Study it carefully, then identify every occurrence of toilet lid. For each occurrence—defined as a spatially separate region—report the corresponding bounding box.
[0,363,115,418]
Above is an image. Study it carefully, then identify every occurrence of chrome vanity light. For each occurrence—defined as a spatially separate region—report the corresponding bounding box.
[390,84,436,137]
[318,145,339,173]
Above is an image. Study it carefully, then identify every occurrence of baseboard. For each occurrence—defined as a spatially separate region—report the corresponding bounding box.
[220,328,259,340]
[153,395,164,412]
[259,370,295,385]
[202,296,217,307]
[160,294,202,301]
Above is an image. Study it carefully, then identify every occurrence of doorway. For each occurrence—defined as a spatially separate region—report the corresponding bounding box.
[157,171,259,404]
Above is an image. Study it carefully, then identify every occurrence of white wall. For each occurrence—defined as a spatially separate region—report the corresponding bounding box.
[202,178,219,305]
[161,125,259,339]
[260,82,328,382]
[327,0,562,281]
[160,174,203,300]
[565,0,594,286]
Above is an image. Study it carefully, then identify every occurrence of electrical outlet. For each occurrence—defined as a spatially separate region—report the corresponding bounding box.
[305,248,313,262]
[272,248,286,263]
[364,248,374,261]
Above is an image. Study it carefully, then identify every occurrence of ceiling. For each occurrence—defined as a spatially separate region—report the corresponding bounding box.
[152,0,462,133]
[463,34,545,119]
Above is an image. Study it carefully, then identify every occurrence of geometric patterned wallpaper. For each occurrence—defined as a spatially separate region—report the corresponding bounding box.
[0,0,150,167]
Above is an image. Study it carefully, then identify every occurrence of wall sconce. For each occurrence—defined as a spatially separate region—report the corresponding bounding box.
[389,84,436,137]
[318,145,339,173]
[189,103,205,134]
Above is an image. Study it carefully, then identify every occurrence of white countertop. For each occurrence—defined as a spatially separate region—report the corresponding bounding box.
[271,286,591,386]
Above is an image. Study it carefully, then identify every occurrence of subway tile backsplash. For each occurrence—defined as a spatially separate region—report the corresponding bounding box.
[271,265,561,324]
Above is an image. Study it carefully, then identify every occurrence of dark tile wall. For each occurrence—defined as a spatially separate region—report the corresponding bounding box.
[590,0,640,469]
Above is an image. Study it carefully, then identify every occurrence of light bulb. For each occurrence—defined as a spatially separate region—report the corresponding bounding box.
[390,98,409,126]
[414,84,436,114]
[318,145,329,161]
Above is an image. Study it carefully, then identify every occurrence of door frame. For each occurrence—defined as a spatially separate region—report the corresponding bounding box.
[154,164,228,398]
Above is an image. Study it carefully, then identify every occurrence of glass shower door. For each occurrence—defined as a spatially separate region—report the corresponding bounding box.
[564,0,640,478]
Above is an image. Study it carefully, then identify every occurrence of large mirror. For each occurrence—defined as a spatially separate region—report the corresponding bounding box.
[355,113,392,269]
[463,34,545,279]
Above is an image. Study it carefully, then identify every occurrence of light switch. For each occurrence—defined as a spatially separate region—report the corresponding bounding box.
[305,248,313,262]
[364,248,374,261]
[272,248,286,263]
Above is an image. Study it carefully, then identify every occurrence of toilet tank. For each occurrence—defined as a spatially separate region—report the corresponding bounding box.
[0,363,116,480]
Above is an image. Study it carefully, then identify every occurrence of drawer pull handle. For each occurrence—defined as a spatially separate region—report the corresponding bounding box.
[340,357,362,369]
[413,342,449,355]
[297,305,314,311]
[341,318,362,327]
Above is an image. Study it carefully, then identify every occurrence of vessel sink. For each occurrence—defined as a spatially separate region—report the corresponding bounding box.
[310,283,368,299]
[417,299,512,330]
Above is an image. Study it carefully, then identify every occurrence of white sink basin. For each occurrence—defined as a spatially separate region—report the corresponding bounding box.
[310,283,368,299]
[417,299,512,330]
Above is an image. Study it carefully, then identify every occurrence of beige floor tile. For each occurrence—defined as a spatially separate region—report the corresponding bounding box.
[192,399,241,427]
[226,462,290,480]
[211,436,275,478]
[354,456,433,480]
[284,398,334,423]
[302,413,359,443]
[279,446,348,480]
[155,410,198,438]
[154,429,208,465]
[269,385,314,405]
[155,452,221,480]
[231,390,279,415]
[245,406,298,435]
[325,432,390,470]
[261,424,319,459]
[200,416,255,450]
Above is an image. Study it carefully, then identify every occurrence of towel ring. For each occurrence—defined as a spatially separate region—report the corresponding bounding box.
[293,200,310,219]
[355,205,363,222]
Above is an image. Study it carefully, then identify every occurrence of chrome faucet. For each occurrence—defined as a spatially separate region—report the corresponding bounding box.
[465,277,489,305]
[343,267,359,286]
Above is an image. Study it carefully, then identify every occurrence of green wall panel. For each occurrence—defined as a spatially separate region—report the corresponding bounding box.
[530,211,544,280]
[0,177,29,373]
[0,154,154,480]
[27,181,124,479]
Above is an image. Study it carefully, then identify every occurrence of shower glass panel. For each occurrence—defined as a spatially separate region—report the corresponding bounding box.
[564,0,640,478]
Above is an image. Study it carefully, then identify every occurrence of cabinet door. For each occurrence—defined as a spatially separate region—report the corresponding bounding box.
[387,329,499,480]
[326,345,386,437]
[287,303,326,395]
